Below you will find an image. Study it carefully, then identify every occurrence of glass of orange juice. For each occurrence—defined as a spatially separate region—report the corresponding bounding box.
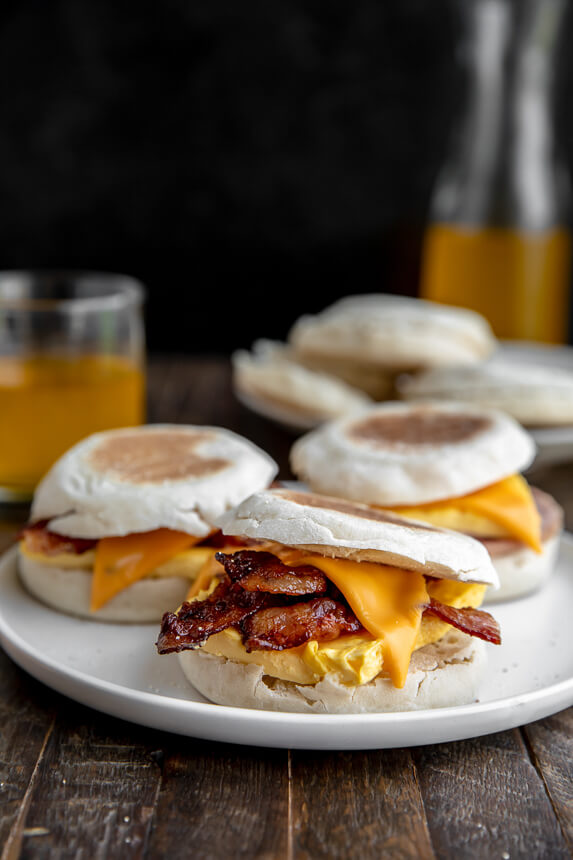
[0,271,146,501]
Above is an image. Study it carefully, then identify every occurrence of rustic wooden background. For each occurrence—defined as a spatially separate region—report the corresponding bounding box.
[0,355,571,859]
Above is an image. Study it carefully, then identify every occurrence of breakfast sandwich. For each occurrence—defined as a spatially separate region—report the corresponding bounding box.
[398,359,573,428]
[156,488,500,713]
[232,339,372,430]
[291,402,563,602]
[287,294,497,399]
[18,424,277,621]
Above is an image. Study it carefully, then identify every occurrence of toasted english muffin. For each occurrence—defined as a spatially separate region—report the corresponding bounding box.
[18,424,278,621]
[398,360,573,427]
[31,424,278,538]
[289,294,497,371]
[216,486,499,585]
[232,340,371,430]
[290,401,535,505]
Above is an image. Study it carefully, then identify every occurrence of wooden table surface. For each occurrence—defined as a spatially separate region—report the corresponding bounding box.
[0,355,572,860]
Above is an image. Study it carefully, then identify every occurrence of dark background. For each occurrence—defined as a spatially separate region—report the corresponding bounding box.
[0,0,572,353]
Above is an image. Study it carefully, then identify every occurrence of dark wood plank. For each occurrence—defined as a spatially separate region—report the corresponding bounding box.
[16,701,163,860]
[167,357,239,426]
[234,404,297,481]
[0,654,57,859]
[147,356,234,426]
[146,356,191,425]
[145,738,289,859]
[413,729,570,859]
[290,749,434,860]
[524,709,573,854]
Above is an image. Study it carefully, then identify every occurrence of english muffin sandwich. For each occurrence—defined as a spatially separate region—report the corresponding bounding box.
[291,402,563,602]
[156,488,500,713]
[287,294,497,399]
[232,339,371,430]
[398,359,573,428]
[18,425,277,621]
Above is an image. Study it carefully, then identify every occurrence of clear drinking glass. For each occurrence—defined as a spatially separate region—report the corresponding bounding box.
[0,271,146,500]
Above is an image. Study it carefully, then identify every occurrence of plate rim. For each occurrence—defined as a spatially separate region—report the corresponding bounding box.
[0,543,572,749]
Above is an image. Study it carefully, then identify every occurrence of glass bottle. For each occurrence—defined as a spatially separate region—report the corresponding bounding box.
[420,0,571,343]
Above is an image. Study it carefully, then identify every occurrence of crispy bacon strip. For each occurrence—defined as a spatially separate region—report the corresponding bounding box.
[156,543,501,658]
[240,597,363,652]
[424,598,501,645]
[216,550,328,596]
[20,520,97,556]
[156,580,278,654]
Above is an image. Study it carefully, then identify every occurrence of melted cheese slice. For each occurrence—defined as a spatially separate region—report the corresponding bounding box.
[388,474,542,552]
[297,556,428,688]
[92,529,201,611]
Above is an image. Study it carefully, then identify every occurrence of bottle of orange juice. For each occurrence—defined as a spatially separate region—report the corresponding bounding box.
[420,0,571,343]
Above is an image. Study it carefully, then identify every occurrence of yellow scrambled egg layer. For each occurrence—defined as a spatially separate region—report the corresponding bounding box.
[19,543,213,580]
[203,579,487,686]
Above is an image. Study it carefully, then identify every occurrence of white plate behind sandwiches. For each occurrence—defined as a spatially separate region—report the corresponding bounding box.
[0,541,571,750]
[497,342,573,467]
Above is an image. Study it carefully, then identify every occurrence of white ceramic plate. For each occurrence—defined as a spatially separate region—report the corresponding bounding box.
[0,542,572,750]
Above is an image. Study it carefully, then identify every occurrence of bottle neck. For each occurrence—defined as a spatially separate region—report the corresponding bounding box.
[432,0,568,230]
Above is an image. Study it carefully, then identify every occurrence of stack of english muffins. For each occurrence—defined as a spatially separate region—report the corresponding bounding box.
[233,294,497,428]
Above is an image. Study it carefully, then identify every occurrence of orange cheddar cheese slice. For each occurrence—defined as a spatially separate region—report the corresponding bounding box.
[389,474,542,552]
[298,555,429,688]
[92,528,201,611]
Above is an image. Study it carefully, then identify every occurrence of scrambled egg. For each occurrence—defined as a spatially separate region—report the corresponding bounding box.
[203,579,487,687]
[19,543,214,580]
[386,506,508,537]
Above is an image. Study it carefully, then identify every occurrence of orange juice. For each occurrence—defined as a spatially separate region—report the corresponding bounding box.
[420,225,571,343]
[0,354,145,494]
